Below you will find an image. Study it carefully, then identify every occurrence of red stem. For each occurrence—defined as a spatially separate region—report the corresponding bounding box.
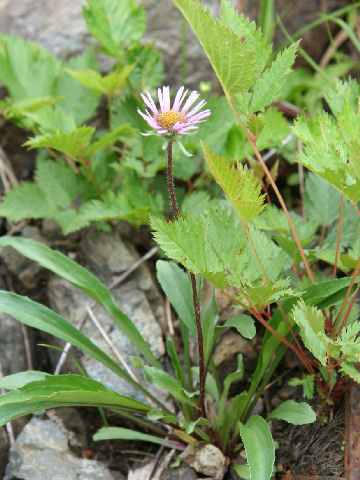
[166,140,206,419]
[227,97,315,284]
[333,194,344,279]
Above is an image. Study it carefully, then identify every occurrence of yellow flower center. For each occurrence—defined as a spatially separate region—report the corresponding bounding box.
[156,110,186,129]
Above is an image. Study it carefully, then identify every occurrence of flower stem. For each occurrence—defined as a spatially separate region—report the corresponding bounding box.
[227,96,315,284]
[166,140,206,419]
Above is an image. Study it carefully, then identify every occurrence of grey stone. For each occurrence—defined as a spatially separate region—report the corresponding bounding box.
[5,417,115,480]
[0,225,48,289]
[159,463,198,480]
[180,444,227,480]
[47,228,166,403]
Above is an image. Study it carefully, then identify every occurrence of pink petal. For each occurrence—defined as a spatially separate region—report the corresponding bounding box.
[180,91,200,115]
[187,110,211,123]
[141,91,158,114]
[172,86,185,112]
[137,108,159,129]
[163,86,171,111]
[185,99,207,119]
[177,126,199,134]
[158,87,165,112]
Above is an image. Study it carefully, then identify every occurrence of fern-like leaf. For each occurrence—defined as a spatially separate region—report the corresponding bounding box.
[202,143,266,222]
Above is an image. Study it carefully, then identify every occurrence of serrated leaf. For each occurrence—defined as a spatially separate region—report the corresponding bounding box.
[220,0,271,74]
[288,374,315,400]
[66,65,135,96]
[151,215,227,288]
[291,301,327,366]
[22,104,77,135]
[84,124,135,156]
[249,42,299,113]
[243,278,296,310]
[56,49,101,125]
[340,362,360,383]
[0,374,150,426]
[202,142,266,222]
[24,126,95,157]
[239,415,275,480]
[267,399,316,425]
[304,173,341,226]
[170,0,256,96]
[0,35,59,100]
[0,182,53,221]
[82,0,146,58]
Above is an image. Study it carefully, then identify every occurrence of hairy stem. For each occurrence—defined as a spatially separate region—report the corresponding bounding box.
[333,194,344,279]
[227,96,315,284]
[166,140,206,419]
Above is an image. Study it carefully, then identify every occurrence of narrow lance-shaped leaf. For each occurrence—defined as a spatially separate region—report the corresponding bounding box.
[0,374,150,426]
[93,427,178,447]
[170,0,256,96]
[202,142,266,222]
[0,237,160,368]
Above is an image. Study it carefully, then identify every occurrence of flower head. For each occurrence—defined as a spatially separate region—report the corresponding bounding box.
[137,85,211,136]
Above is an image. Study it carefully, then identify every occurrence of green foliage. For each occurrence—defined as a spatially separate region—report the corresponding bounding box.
[0,35,59,100]
[202,143,266,222]
[82,0,146,58]
[239,416,275,480]
[93,427,176,447]
[170,0,257,97]
[288,375,315,400]
[267,399,316,424]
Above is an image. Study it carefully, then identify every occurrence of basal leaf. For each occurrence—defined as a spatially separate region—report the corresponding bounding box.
[93,427,175,447]
[267,399,316,425]
[82,0,146,58]
[239,415,275,480]
[202,142,266,222]
[144,366,196,406]
[170,0,256,96]
[0,237,160,368]
[0,182,53,221]
[0,374,150,426]
[223,314,256,339]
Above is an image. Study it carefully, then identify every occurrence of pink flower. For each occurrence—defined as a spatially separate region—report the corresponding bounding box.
[137,85,211,135]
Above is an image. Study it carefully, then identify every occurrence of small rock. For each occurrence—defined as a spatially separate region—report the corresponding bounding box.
[180,444,227,480]
[5,417,116,480]
[159,463,198,480]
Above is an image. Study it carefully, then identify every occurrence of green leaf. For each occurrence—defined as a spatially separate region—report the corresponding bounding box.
[0,291,138,386]
[0,374,150,426]
[56,49,101,125]
[202,293,219,364]
[291,301,327,366]
[151,215,228,288]
[0,182,52,221]
[0,35,59,100]
[0,237,160,368]
[288,374,315,400]
[340,361,360,383]
[202,142,266,222]
[232,464,250,480]
[224,314,256,339]
[248,42,299,113]
[267,399,316,425]
[82,0,146,58]
[243,278,296,310]
[66,65,135,96]
[24,126,95,157]
[304,173,341,226]
[0,371,47,390]
[144,366,196,406]
[93,427,175,447]
[220,0,271,74]
[239,416,275,480]
[84,124,135,156]
[156,261,197,338]
[170,0,256,96]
